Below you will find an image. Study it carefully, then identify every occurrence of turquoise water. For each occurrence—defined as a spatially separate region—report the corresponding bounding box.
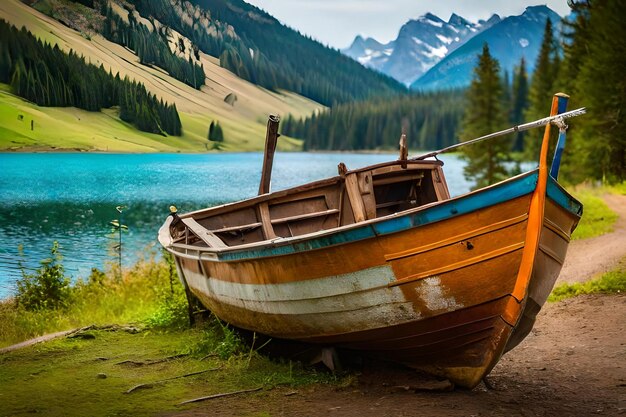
[0,152,472,298]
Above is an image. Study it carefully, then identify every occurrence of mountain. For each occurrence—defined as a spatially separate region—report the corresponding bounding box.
[411,6,561,91]
[342,35,395,71]
[0,0,409,152]
[134,0,406,106]
[343,12,500,86]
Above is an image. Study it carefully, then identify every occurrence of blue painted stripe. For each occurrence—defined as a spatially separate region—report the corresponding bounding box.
[218,171,539,262]
[557,95,569,115]
[550,130,567,179]
[547,177,583,216]
[551,94,569,179]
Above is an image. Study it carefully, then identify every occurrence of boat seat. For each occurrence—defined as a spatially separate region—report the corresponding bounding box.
[181,217,227,248]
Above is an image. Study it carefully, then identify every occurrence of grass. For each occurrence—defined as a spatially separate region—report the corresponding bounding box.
[0,86,305,153]
[0,328,337,416]
[0,258,183,348]
[0,251,342,416]
[605,181,626,195]
[549,261,626,302]
[570,186,620,240]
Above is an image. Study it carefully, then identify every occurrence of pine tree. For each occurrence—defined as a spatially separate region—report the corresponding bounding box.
[511,57,529,151]
[208,121,214,140]
[460,43,510,189]
[525,18,560,158]
[208,120,224,142]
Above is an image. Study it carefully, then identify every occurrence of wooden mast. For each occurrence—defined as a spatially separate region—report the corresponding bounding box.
[258,115,280,195]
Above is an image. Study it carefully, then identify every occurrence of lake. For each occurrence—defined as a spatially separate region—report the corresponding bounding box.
[0,152,473,298]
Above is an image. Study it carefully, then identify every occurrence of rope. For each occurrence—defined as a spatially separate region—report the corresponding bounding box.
[411,107,586,161]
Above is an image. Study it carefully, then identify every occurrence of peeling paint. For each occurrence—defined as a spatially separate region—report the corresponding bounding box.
[416,276,463,312]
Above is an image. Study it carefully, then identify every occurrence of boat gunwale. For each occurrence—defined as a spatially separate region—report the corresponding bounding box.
[160,167,582,262]
[161,169,539,259]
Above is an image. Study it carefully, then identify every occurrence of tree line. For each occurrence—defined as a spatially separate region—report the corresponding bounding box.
[101,3,206,90]
[280,56,530,153]
[280,91,464,151]
[0,19,182,136]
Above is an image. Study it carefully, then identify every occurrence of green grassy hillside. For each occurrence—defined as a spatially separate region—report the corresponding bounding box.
[0,85,303,152]
[0,0,322,152]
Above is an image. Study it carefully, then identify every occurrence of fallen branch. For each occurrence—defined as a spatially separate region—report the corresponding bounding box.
[0,329,77,354]
[0,324,141,354]
[117,353,188,367]
[126,366,222,394]
[179,387,263,405]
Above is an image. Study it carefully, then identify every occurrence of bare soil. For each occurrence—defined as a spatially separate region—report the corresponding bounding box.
[558,193,626,285]
[169,194,626,417]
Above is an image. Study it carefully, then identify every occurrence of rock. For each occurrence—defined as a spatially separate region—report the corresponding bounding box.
[96,373,107,379]
[224,93,237,106]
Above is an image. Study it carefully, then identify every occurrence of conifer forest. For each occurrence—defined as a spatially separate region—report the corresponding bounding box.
[0,19,182,136]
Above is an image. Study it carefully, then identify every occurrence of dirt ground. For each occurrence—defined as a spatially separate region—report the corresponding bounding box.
[168,194,626,417]
[558,194,626,285]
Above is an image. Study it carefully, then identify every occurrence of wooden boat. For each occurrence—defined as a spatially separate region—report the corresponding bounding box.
[158,93,584,388]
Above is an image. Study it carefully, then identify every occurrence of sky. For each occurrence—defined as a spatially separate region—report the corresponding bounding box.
[244,1,572,49]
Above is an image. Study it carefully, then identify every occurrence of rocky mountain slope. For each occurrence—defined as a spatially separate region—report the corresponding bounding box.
[343,6,561,90]
[343,12,500,86]
[412,6,561,91]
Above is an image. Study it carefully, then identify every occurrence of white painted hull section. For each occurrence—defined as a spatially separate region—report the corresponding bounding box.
[182,264,421,339]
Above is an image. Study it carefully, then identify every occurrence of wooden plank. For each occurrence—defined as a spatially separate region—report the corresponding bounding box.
[258,115,280,195]
[181,218,227,248]
[389,242,525,287]
[211,222,262,234]
[385,213,529,261]
[375,200,407,209]
[511,94,561,302]
[432,167,450,201]
[358,171,377,220]
[271,209,340,225]
[337,182,345,227]
[372,172,424,186]
[344,172,367,223]
[543,218,570,242]
[258,202,277,240]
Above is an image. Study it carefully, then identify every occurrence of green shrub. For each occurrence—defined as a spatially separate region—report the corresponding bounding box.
[15,241,72,311]
[1,252,192,347]
[215,322,246,360]
[144,289,189,330]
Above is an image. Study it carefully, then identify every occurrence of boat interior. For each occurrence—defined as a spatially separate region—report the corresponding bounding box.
[170,160,450,249]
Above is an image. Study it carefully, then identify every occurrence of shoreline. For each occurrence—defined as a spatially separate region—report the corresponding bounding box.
[0,147,404,155]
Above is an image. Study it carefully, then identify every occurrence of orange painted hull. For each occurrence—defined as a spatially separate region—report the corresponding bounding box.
[164,170,581,388]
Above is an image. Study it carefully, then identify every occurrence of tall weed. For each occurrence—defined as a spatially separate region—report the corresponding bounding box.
[1,247,188,347]
[15,241,71,311]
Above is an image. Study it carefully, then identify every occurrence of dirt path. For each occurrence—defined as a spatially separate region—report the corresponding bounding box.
[167,194,626,416]
[558,193,626,284]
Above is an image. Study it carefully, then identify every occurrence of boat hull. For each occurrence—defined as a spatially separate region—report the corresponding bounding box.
[168,172,581,388]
